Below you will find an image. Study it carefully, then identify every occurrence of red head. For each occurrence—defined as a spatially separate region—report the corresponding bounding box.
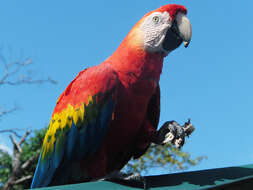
[123,4,192,55]
[157,4,187,20]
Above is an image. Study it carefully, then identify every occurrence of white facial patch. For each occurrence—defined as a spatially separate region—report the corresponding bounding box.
[140,12,172,53]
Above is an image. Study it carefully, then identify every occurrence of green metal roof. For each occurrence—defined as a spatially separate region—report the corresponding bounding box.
[32,164,253,190]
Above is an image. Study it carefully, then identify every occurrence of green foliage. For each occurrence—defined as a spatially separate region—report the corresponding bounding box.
[20,128,47,189]
[0,150,12,186]
[0,128,47,190]
[21,128,47,167]
[124,143,205,174]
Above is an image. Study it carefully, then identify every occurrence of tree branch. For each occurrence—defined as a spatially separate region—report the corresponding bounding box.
[0,106,18,120]
[0,129,22,138]
[0,58,32,86]
[9,135,22,153]
[21,150,40,170]
[0,56,57,87]
[18,130,30,146]
[4,130,32,190]
[13,175,32,185]
[1,77,57,86]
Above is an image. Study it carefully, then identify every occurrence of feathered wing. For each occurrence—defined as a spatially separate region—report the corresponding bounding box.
[113,86,161,170]
[146,85,160,130]
[31,64,119,188]
[132,85,160,159]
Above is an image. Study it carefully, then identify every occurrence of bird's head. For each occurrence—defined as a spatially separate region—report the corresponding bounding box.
[125,4,192,56]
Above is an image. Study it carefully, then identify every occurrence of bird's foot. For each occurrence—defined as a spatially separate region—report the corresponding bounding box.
[154,119,195,148]
[104,171,148,189]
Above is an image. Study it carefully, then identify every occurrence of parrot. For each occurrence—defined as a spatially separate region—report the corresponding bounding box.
[31,4,192,188]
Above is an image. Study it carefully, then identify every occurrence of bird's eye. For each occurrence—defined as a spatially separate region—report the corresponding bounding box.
[152,16,160,24]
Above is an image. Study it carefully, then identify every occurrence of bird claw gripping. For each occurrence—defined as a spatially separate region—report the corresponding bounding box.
[155,119,195,148]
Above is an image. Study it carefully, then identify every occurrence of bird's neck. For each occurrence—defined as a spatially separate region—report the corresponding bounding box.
[107,37,164,86]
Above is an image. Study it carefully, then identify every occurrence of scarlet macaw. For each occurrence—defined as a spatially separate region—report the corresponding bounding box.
[31,4,192,188]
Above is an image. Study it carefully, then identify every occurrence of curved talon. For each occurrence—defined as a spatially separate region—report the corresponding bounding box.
[175,138,184,148]
[183,119,195,137]
[163,132,175,144]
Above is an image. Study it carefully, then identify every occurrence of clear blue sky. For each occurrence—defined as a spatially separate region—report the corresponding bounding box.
[0,0,252,174]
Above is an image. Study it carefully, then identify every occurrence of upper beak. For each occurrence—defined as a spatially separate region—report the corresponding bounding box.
[175,13,192,48]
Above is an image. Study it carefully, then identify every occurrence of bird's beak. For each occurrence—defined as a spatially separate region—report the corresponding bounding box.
[162,12,192,53]
[175,13,192,48]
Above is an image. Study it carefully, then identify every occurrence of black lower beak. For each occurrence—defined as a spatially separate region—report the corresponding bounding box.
[162,21,183,52]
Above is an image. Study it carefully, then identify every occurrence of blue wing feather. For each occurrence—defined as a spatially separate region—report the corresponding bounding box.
[31,97,115,188]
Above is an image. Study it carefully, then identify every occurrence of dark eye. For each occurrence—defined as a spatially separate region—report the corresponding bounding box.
[152,16,160,24]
